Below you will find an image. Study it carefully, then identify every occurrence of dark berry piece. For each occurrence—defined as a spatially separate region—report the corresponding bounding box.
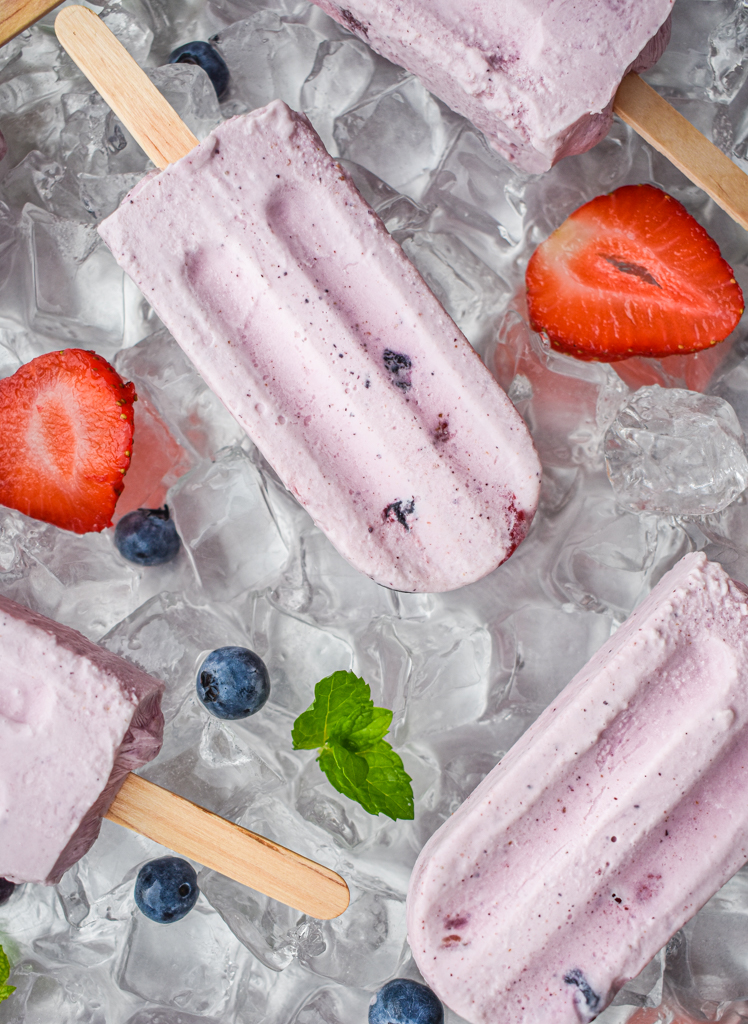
[383,349,412,390]
[564,969,601,1015]
[383,498,415,530]
[0,878,15,906]
[369,979,444,1024]
[115,506,181,566]
[197,646,270,720]
[134,856,199,923]
[168,41,229,99]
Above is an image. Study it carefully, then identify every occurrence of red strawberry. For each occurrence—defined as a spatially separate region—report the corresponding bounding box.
[0,349,136,533]
[525,184,744,362]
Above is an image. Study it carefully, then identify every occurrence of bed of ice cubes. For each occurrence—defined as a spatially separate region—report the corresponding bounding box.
[1,0,748,1021]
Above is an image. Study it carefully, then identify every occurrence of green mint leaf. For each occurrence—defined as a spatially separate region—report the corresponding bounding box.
[292,672,414,820]
[347,706,392,751]
[0,945,14,1002]
[0,946,10,985]
[361,740,415,821]
[318,743,379,815]
[291,671,372,749]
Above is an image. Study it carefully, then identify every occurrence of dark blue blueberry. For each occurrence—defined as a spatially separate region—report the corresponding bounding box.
[134,856,199,923]
[197,646,270,720]
[563,969,601,1015]
[168,41,230,99]
[383,498,415,530]
[369,979,443,1024]
[0,878,15,906]
[115,506,181,566]
[383,349,412,390]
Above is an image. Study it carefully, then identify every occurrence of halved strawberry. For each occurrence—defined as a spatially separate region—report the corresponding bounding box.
[526,184,744,362]
[0,349,136,533]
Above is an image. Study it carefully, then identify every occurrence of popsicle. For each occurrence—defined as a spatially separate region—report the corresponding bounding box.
[56,5,541,595]
[0,594,349,917]
[311,1,748,233]
[310,0,674,174]
[0,593,163,885]
[407,551,748,1024]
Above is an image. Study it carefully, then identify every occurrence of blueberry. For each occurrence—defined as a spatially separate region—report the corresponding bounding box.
[168,41,229,99]
[0,878,15,906]
[383,349,412,390]
[197,646,270,720]
[115,506,181,566]
[134,856,199,923]
[383,498,416,530]
[564,969,601,1015]
[369,979,444,1024]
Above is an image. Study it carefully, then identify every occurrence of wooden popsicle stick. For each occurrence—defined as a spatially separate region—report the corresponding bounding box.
[107,773,350,920]
[614,72,748,232]
[0,0,63,46]
[55,4,197,169]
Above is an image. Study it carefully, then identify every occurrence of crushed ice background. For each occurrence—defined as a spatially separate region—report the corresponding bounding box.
[3,0,748,1021]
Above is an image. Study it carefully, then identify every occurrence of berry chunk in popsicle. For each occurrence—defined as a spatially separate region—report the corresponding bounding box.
[408,552,748,1024]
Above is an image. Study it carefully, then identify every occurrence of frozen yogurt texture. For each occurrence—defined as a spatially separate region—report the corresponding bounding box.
[311,0,674,172]
[99,101,541,592]
[0,596,164,884]
[408,552,748,1023]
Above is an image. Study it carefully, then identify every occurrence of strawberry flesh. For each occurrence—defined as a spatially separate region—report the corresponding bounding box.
[0,349,136,533]
[525,184,744,362]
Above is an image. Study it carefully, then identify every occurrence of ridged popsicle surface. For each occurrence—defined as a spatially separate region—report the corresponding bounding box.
[408,552,748,1023]
[99,101,540,592]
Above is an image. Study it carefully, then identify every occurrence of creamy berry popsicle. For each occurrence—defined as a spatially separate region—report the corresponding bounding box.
[55,6,541,595]
[0,594,348,917]
[310,0,673,173]
[0,594,163,885]
[408,552,748,1024]
[307,0,748,234]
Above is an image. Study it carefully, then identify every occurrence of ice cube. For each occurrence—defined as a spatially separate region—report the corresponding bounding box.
[22,204,126,353]
[301,38,374,153]
[214,12,322,113]
[199,869,323,971]
[334,76,457,200]
[168,447,289,601]
[494,309,629,469]
[118,905,243,1016]
[605,385,748,515]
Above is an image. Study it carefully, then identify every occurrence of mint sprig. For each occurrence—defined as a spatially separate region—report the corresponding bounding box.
[0,945,15,1003]
[292,671,414,820]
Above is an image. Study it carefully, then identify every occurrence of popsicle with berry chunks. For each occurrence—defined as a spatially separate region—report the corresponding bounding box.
[407,552,748,1024]
[56,4,541,594]
[310,0,672,174]
[0,595,349,918]
[311,1,748,233]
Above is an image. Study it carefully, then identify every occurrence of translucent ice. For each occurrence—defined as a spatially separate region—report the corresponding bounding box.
[604,385,748,515]
[334,76,455,200]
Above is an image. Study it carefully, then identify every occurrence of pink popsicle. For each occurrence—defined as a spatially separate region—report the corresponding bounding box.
[408,551,748,1023]
[310,0,673,173]
[0,595,163,884]
[98,100,541,593]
